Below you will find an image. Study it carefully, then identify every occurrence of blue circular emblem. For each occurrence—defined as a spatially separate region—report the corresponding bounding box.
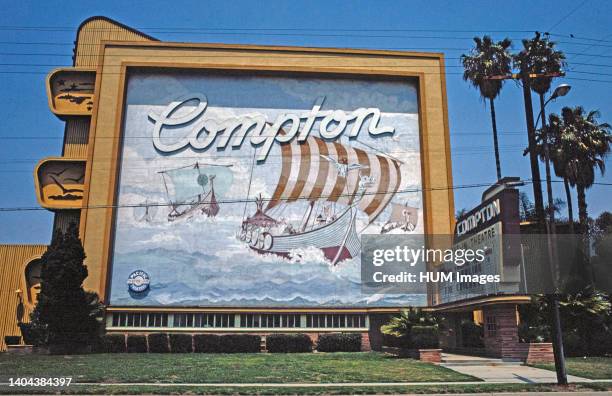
[127,270,150,293]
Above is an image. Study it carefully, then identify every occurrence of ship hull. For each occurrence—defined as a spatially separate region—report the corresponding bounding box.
[247,206,360,263]
[250,245,353,262]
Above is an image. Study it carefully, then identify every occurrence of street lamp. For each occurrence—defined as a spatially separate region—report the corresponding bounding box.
[551,83,571,100]
[535,84,572,128]
[538,83,571,387]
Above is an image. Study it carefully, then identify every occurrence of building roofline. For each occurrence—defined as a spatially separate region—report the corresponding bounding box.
[73,16,158,66]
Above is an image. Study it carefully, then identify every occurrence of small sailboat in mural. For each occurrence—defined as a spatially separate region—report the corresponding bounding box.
[134,200,157,223]
[239,136,402,265]
[201,175,220,217]
[159,162,232,222]
[381,202,418,233]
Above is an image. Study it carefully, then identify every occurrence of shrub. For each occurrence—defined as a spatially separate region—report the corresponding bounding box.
[316,333,361,352]
[461,320,484,348]
[380,308,438,349]
[126,334,147,353]
[169,333,193,353]
[382,333,407,348]
[148,333,169,353]
[4,336,21,345]
[102,333,126,353]
[564,331,588,357]
[194,334,223,353]
[220,334,261,353]
[266,334,312,353]
[30,224,103,347]
[18,321,48,347]
[411,326,439,349]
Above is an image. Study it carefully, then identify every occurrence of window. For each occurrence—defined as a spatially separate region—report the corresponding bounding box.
[305,314,366,328]
[111,312,168,328]
[239,314,301,328]
[485,315,497,337]
[109,312,367,330]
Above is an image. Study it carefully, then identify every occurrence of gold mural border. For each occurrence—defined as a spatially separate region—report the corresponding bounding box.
[79,41,455,312]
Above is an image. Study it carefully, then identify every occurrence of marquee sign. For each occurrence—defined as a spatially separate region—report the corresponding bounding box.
[439,181,521,304]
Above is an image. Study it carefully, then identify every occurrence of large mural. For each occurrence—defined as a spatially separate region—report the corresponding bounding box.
[109,70,425,307]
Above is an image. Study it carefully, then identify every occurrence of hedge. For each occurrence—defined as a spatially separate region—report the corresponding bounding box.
[220,334,261,353]
[148,333,169,353]
[98,333,261,353]
[266,333,312,353]
[194,334,223,353]
[316,333,361,352]
[411,326,439,349]
[169,333,193,353]
[126,334,147,353]
[101,334,126,353]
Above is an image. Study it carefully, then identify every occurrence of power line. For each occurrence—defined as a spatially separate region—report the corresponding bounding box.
[0,25,539,33]
[546,0,590,32]
[0,181,510,212]
[0,179,609,213]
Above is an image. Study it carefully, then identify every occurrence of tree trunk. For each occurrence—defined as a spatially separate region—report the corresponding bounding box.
[564,178,575,234]
[576,183,594,285]
[521,75,545,227]
[489,97,502,180]
[576,184,588,235]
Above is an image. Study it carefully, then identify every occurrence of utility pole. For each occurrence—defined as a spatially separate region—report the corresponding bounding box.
[540,107,568,384]
[485,71,567,385]
[538,84,572,386]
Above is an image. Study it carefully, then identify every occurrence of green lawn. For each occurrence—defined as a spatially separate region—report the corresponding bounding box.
[532,357,612,380]
[0,383,611,395]
[0,352,475,384]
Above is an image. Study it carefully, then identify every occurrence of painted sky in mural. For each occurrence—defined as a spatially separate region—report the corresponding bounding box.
[109,70,424,307]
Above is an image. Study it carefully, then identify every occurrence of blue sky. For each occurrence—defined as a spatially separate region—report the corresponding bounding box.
[1,0,612,244]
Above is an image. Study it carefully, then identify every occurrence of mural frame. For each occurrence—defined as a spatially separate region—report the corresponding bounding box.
[79,41,455,312]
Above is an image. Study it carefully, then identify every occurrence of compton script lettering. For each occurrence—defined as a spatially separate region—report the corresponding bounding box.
[148,94,395,161]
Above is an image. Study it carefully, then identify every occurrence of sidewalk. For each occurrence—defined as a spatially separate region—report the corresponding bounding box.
[442,363,593,383]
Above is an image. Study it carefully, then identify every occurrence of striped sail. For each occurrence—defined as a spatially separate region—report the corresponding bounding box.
[266,137,402,223]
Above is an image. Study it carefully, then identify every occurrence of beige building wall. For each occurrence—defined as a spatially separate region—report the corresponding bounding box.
[0,245,47,351]
[33,17,455,305]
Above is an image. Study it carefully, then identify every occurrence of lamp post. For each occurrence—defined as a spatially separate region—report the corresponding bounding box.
[536,83,571,386]
[536,84,571,248]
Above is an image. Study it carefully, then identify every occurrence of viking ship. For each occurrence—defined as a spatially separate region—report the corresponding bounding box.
[239,136,402,265]
[381,202,418,233]
[159,162,232,222]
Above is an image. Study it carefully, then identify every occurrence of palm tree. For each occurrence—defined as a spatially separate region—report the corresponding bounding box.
[539,113,576,233]
[555,107,612,236]
[516,32,566,229]
[461,36,512,180]
[380,308,438,348]
[518,33,566,103]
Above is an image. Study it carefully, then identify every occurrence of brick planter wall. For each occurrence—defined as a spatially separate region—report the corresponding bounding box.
[381,346,441,362]
[418,348,442,363]
[525,342,554,364]
[361,332,371,351]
